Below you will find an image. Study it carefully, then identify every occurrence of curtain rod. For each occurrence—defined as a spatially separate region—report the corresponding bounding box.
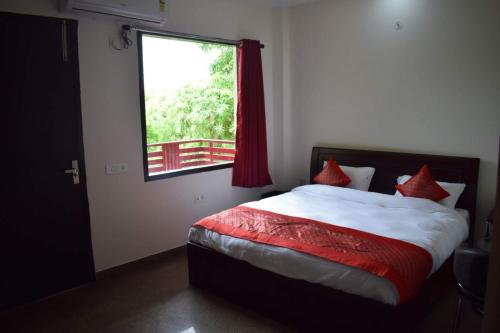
[123,25,265,49]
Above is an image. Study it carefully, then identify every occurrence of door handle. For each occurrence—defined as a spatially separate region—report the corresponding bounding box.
[64,160,80,185]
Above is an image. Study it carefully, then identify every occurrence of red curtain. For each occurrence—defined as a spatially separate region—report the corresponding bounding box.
[232,39,273,187]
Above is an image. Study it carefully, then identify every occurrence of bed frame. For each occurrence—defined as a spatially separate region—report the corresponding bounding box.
[188,147,480,332]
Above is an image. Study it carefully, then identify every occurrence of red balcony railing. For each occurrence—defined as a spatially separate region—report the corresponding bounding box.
[147,139,235,174]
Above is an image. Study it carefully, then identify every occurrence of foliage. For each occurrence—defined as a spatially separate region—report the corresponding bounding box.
[145,43,236,145]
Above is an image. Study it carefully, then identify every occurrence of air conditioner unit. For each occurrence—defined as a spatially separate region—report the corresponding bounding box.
[60,0,169,25]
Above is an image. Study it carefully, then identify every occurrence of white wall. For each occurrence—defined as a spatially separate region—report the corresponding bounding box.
[2,0,499,271]
[1,0,277,271]
[280,0,500,237]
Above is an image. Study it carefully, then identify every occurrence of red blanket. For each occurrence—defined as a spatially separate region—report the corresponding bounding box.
[194,206,433,304]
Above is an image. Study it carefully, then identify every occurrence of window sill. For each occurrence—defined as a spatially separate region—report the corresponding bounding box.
[144,162,234,182]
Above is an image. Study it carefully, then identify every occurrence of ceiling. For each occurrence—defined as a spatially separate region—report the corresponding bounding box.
[241,0,321,7]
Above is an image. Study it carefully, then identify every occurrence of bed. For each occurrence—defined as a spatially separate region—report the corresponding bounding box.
[187,147,479,332]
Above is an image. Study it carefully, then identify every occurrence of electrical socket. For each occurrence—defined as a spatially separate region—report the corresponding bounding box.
[194,193,205,204]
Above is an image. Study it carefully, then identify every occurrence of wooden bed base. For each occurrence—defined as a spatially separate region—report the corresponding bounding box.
[188,241,453,332]
[187,147,480,332]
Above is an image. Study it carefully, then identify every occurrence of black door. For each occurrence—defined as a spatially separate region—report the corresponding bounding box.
[0,12,95,308]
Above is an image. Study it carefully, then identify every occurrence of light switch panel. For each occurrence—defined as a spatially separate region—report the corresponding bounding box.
[105,163,128,175]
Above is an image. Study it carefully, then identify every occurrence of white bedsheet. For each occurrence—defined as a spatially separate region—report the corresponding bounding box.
[188,185,469,305]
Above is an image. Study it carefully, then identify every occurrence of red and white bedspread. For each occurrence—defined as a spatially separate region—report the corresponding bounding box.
[188,185,469,305]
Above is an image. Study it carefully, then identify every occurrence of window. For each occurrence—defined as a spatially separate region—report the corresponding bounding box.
[138,32,237,181]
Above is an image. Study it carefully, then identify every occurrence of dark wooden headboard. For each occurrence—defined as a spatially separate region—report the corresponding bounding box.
[310,147,480,243]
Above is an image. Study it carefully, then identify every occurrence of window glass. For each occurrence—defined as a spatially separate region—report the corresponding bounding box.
[139,33,237,180]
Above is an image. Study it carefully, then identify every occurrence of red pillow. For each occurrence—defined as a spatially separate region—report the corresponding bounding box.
[313,159,351,187]
[395,165,450,202]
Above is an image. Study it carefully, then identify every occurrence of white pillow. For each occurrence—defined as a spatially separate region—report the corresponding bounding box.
[322,162,375,191]
[395,175,466,209]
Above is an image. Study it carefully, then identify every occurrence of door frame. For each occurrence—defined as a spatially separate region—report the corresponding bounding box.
[66,15,96,280]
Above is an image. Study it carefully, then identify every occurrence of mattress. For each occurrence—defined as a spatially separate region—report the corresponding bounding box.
[188,185,469,305]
